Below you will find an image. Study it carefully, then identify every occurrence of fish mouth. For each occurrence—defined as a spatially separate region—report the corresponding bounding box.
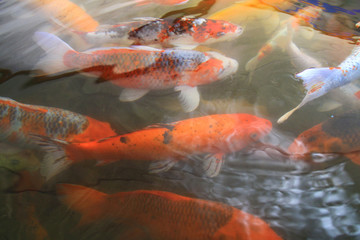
[206,51,239,79]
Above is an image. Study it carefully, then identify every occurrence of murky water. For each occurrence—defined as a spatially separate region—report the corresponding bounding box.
[1,0,360,239]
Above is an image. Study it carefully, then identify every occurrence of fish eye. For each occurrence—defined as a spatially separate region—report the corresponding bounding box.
[250,133,258,139]
[216,32,225,37]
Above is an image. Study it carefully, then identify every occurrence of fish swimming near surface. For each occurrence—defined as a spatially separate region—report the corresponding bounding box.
[288,112,360,165]
[277,39,360,123]
[57,184,283,240]
[33,32,239,112]
[128,17,243,48]
[32,114,272,180]
[0,97,117,147]
[21,0,99,32]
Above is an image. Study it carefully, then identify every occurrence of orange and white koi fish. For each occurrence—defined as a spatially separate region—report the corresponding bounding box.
[57,184,283,240]
[33,114,272,179]
[288,112,360,165]
[21,0,99,32]
[128,17,243,48]
[277,38,360,123]
[0,97,116,146]
[33,32,238,112]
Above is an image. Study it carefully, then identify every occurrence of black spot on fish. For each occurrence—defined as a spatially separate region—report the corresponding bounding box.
[163,130,172,144]
[322,112,360,148]
[120,136,129,144]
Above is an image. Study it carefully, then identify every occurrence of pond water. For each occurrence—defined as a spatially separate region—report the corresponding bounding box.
[1,0,360,239]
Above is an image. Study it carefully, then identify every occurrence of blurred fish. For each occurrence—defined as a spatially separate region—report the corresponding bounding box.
[21,0,99,32]
[33,32,238,112]
[207,0,284,34]
[57,184,283,240]
[288,112,360,165]
[0,97,117,147]
[277,37,360,123]
[32,114,272,179]
[128,17,243,49]
[246,5,323,81]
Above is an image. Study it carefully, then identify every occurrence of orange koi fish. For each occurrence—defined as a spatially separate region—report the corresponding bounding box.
[57,184,283,240]
[288,112,360,165]
[22,0,99,32]
[33,114,271,179]
[0,97,116,146]
[128,17,243,48]
[33,32,238,112]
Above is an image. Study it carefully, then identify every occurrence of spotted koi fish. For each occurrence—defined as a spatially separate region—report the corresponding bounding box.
[288,112,360,165]
[32,114,271,180]
[57,184,283,240]
[277,33,360,123]
[0,97,116,147]
[33,32,238,112]
[128,17,243,48]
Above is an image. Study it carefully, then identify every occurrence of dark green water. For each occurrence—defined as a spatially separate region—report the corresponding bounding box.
[1,0,360,239]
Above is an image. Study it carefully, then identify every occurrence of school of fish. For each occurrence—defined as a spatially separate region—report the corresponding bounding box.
[2,0,360,239]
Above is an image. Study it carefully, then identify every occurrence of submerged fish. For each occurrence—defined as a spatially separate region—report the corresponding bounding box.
[288,112,360,165]
[33,32,238,112]
[128,17,243,48]
[33,114,272,179]
[246,6,323,81]
[277,40,360,123]
[21,0,99,32]
[0,97,116,146]
[57,184,283,240]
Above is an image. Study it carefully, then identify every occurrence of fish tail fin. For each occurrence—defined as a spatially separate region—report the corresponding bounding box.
[29,134,72,181]
[57,184,107,225]
[297,67,338,93]
[32,32,75,76]
[278,67,338,123]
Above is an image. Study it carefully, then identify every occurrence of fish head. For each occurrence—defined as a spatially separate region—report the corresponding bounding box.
[288,123,332,160]
[234,114,272,143]
[206,51,239,80]
[191,18,243,44]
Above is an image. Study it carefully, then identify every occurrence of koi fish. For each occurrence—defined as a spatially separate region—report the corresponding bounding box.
[21,0,99,32]
[288,112,360,165]
[277,40,360,123]
[33,32,238,112]
[128,17,243,48]
[0,97,117,146]
[57,184,283,240]
[33,114,272,180]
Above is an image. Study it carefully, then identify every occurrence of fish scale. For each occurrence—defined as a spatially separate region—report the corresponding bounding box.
[0,97,116,147]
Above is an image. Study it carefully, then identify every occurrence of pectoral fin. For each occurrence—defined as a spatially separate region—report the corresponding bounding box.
[202,153,225,177]
[175,86,200,112]
[119,88,150,102]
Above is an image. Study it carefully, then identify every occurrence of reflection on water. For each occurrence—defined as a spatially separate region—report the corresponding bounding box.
[1,0,360,239]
